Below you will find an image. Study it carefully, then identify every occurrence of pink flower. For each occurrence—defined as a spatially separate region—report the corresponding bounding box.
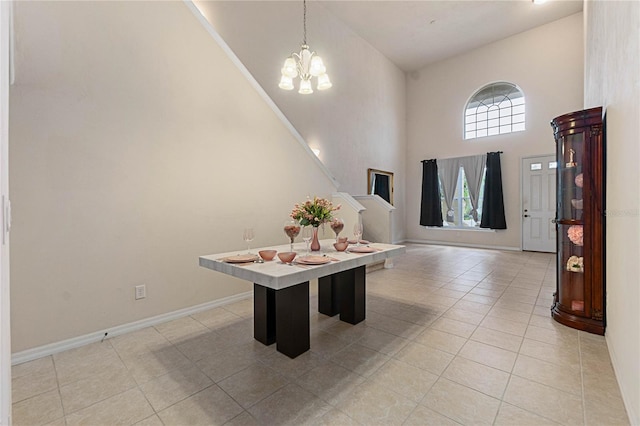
[567,225,583,246]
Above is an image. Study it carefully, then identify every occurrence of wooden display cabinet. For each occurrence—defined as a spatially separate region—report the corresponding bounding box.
[550,107,605,335]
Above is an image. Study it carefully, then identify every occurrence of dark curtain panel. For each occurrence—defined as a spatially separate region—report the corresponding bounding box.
[480,152,507,230]
[373,174,391,203]
[420,159,443,227]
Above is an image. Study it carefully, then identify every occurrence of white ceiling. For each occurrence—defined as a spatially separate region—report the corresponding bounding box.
[318,0,583,71]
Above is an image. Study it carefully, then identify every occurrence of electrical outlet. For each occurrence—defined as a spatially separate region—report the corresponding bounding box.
[135,285,146,300]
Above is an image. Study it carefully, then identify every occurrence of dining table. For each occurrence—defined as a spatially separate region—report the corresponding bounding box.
[199,239,405,358]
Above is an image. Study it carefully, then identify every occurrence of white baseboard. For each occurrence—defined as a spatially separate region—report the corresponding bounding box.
[403,239,521,252]
[11,291,253,365]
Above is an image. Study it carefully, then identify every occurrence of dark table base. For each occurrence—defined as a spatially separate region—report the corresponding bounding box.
[253,265,366,359]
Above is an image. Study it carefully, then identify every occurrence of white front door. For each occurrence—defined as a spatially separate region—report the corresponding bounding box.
[522,155,556,252]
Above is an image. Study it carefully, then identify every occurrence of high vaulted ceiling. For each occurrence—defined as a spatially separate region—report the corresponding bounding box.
[318,0,583,71]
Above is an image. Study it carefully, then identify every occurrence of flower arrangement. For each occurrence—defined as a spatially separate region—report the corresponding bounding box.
[566,255,584,273]
[291,196,340,227]
[567,225,584,246]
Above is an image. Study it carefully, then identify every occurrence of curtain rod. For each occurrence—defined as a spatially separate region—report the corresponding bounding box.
[421,151,503,163]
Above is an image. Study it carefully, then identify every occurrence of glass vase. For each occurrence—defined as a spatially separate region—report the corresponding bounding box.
[311,227,321,251]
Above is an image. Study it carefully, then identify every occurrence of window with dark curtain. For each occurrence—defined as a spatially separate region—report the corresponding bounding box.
[420,159,443,227]
[373,174,391,204]
[480,152,507,229]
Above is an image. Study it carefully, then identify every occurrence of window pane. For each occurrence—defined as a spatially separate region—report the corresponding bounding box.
[513,105,525,115]
[465,82,525,140]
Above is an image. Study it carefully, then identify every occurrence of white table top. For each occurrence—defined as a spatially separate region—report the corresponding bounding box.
[199,239,405,290]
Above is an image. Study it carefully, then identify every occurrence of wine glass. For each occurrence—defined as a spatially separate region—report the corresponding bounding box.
[283,220,301,252]
[302,226,313,255]
[330,218,344,242]
[243,228,255,253]
[353,222,363,247]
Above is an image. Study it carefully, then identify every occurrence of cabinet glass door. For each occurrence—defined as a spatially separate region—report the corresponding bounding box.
[558,223,585,313]
[557,133,585,221]
[556,131,586,314]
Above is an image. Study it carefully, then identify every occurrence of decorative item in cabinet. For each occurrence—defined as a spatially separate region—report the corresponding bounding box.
[550,107,605,335]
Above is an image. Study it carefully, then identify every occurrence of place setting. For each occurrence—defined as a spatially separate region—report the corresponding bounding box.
[219,227,265,265]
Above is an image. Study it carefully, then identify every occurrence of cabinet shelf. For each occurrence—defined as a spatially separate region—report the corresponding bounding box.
[557,219,583,225]
[550,107,605,335]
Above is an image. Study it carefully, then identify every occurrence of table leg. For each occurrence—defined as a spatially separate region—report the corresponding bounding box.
[338,265,366,324]
[317,266,366,325]
[318,275,340,317]
[254,284,275,345]
[275,282,310,358]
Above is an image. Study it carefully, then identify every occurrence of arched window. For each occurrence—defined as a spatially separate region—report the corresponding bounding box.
[464,82,525,140]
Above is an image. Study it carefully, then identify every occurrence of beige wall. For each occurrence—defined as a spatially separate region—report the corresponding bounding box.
[193,1,407,243]
[9,1,337,351]
[584,1,640,423]
[405,13,584,249]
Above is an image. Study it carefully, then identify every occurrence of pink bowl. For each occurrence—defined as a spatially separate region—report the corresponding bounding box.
[333,242,348,252]
[258,250,277,261]
[277,252,297,263]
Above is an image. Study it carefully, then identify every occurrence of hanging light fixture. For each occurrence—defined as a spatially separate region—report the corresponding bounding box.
[278,0,332,94]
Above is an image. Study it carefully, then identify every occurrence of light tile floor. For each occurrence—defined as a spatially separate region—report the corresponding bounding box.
[12,244,630,425]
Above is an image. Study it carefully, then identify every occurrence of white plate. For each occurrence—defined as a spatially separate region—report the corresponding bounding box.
[296,255,331,265]
[347,246,377,253]
[223,254,258,263]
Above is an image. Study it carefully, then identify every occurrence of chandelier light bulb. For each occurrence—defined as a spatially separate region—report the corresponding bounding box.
[279,75,295,90]
[298,79,313,95]
[316,73,332,90]
[309,56,326,77]
[282,57,298,78]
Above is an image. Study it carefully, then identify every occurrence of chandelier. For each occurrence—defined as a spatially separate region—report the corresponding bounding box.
[278,0,332,94]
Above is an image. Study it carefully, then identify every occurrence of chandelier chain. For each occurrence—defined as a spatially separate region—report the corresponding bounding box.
[303,0,307,45]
